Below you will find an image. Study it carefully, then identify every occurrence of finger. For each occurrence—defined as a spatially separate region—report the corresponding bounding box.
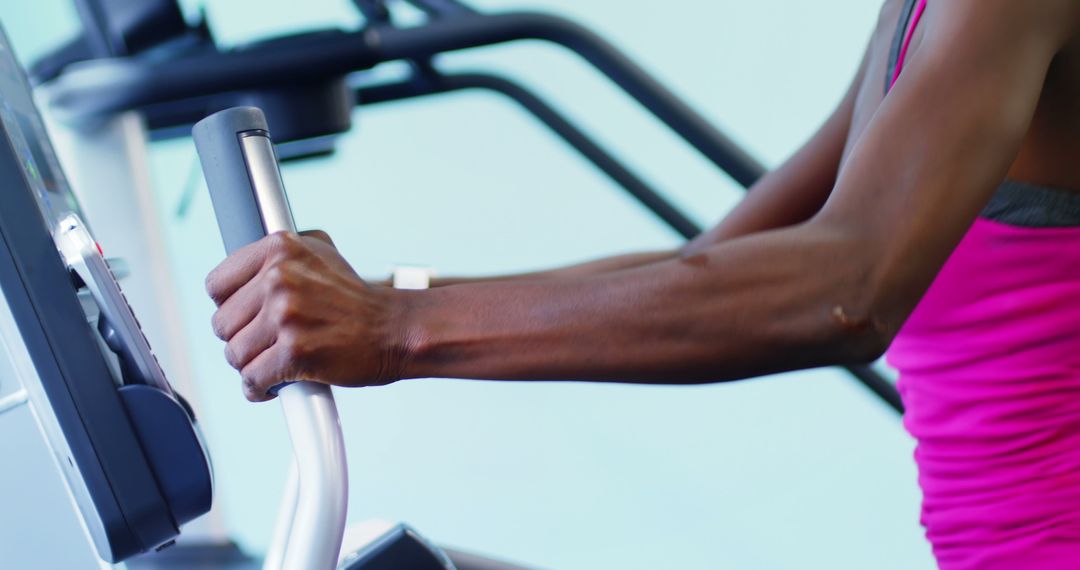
[239,343,289,403]
[210,271,266,341]
[206,232,300,305]
[206,240,271,305]
[223,309,277,371]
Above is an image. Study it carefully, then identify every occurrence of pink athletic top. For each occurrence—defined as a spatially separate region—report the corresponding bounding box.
[884,1,1080,568]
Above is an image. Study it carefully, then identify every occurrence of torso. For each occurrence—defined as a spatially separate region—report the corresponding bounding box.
[842,0,1080,194]
[871,3,1080,567]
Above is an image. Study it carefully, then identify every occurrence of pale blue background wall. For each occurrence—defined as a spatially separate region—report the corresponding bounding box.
[2,1,935,568]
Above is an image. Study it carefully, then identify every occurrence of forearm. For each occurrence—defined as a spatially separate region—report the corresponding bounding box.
[432,122,853,290]
[684,155,838,255]
[427,250,676,287]
[427,154,845,288]
[396,222,883,384]
[425,74,861,289]
[388,57,867,380]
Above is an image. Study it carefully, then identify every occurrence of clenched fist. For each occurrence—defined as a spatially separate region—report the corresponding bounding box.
[205,230,409,402]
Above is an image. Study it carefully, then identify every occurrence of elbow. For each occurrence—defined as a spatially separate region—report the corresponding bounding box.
[828,307,895,364]
[806,228,903,365]
[822,270,909,365]
[807,300,897,367]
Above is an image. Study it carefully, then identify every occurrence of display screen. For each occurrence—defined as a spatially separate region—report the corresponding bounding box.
[0,31,84,227]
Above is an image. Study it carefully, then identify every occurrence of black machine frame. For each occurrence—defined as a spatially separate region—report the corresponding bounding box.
[37,0,904,414]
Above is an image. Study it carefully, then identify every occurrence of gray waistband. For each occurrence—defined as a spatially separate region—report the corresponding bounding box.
[980,179,1080,228]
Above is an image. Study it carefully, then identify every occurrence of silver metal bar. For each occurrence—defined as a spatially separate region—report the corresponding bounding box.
[275,383,348,570]
[0,388,28,415]
[240,133,296,233]
[263,462,299,570]
[237,131,348,570]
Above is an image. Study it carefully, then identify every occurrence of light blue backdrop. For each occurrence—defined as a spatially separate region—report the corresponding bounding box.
[3,1,935,568]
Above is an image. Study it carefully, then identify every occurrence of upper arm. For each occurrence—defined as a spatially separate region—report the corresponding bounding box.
[814,0,1077,329]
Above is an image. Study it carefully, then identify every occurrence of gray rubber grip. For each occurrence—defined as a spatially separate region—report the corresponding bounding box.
[194,107,299,396]
[192,107,285,255]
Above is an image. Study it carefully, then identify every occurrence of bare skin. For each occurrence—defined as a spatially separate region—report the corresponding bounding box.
[206,0,1080,402]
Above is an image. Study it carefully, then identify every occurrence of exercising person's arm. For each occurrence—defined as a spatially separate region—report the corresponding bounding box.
[419,251,673,287]
[419,46,871,288]
[207,0,1075,401]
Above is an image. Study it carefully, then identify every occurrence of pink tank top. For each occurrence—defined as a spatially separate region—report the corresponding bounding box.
[885,2,1080,568]
[889,218,1080,569]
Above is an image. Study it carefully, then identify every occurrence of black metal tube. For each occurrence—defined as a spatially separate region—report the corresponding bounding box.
[357,71,904,415]
[848,364,905,414]
[402,0,477,17]
[359,73,702,239]
[352,0,392,25]
[368,13,767,187]
[46,12,764,186]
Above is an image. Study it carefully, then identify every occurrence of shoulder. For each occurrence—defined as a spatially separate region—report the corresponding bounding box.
[935,0,1080,47]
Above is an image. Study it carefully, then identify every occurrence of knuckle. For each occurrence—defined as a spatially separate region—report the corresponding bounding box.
[224,344,241,369]
[241,376,260,402]
[269,231,304,257]
[264,266,289,293]
[265,261,302,292]
[210,311,228,340]
[276,302,302,326]
[268,289,304,327]
[205,273,224,304]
